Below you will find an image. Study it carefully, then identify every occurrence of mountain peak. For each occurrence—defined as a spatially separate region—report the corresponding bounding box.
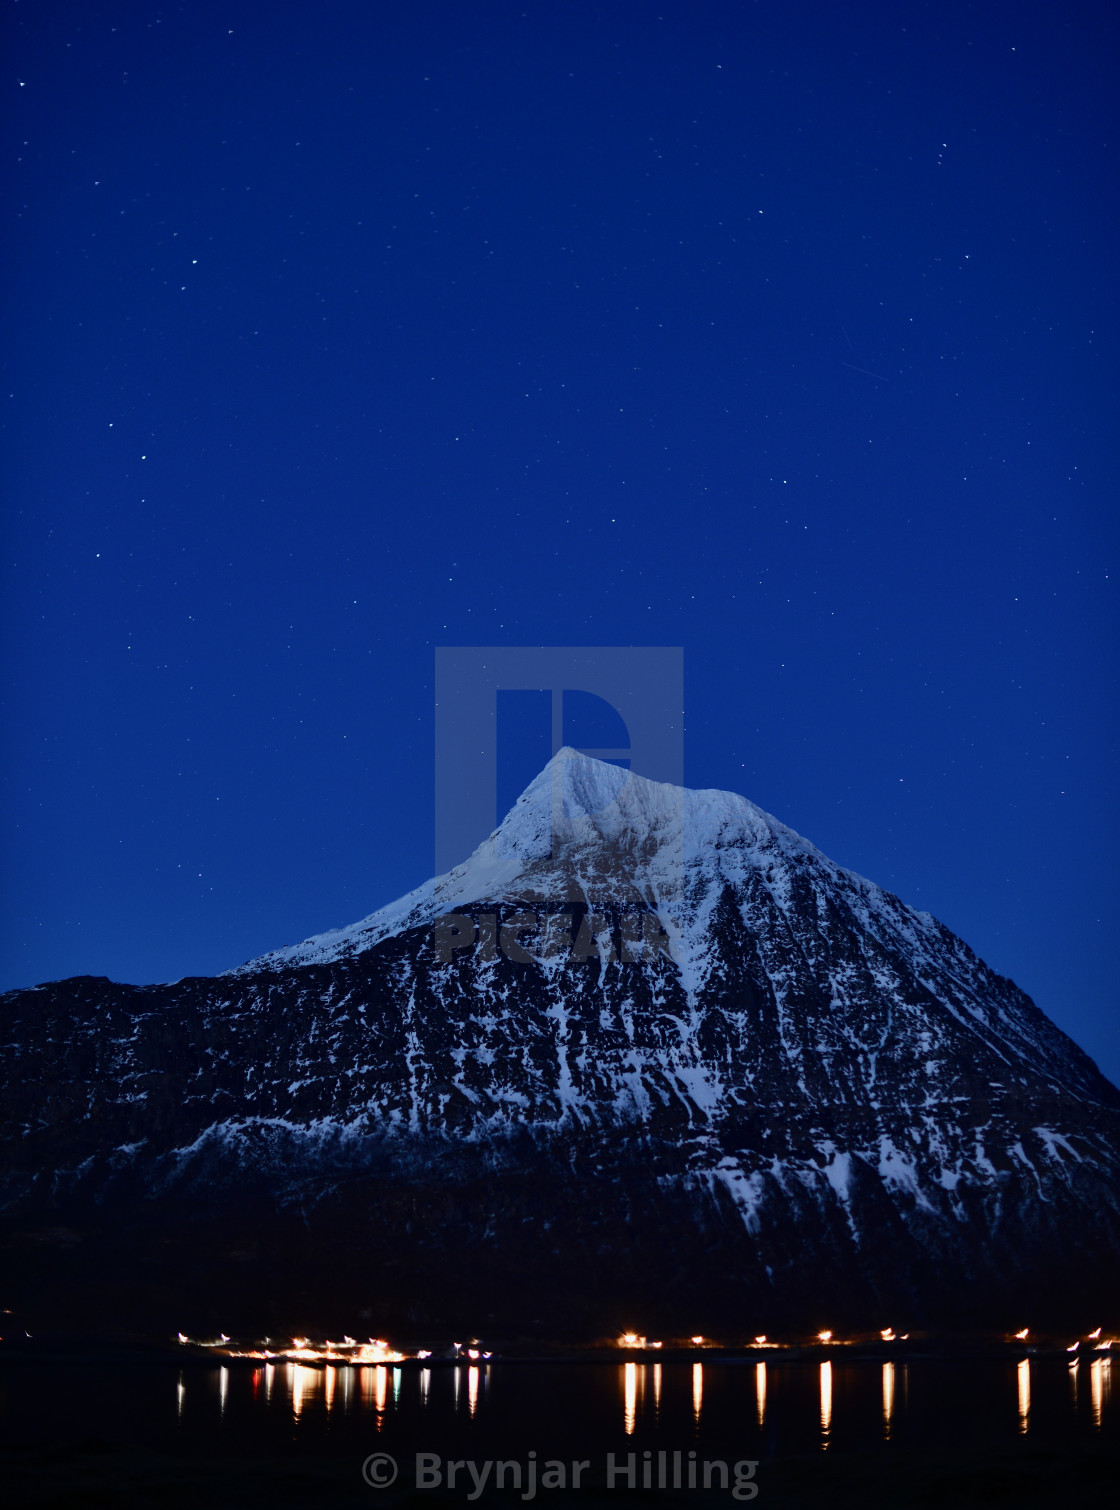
[508,745,783,854]
[498,746,675,855]
[227,754,841,977]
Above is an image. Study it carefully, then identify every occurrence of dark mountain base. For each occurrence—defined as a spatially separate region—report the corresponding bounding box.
[3,1140,1115,1343]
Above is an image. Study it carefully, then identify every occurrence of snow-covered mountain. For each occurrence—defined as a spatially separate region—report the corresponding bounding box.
[2,749,1118,1336]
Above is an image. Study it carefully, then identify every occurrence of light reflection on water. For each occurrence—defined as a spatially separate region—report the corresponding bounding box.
[1090,1357,1108,1429]
[623,1361,637,1435]
[359,1364,385,1416]
[819,1361,832,1449]
[157,1356,1117,1452]
[290,1363,309,1420]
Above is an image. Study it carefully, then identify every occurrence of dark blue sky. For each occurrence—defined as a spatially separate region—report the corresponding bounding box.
[3,1,1117,1081]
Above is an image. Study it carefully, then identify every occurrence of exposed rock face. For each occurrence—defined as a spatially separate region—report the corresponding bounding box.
[2,750,1117,1336]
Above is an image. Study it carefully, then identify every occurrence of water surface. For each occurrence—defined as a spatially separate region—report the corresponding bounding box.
[2,1353,1114,1467]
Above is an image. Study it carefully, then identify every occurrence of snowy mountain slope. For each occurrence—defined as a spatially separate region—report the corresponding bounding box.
[228,748,1114,1116]
[2,749,1118,1334]
[227,747,859,973]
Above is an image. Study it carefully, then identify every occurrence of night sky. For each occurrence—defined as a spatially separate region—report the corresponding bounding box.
[2,2,1117,1083]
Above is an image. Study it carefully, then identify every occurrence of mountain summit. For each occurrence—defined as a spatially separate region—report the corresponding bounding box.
[229,747,805,974]
[2,754,1118,1336]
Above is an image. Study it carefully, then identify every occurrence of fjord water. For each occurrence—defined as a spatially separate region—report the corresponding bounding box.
[2,1356,1114,1480]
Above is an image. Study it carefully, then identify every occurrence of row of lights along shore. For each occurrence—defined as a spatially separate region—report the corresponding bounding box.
[175,1327,1114,1362]
[617,1327,1112,1351]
